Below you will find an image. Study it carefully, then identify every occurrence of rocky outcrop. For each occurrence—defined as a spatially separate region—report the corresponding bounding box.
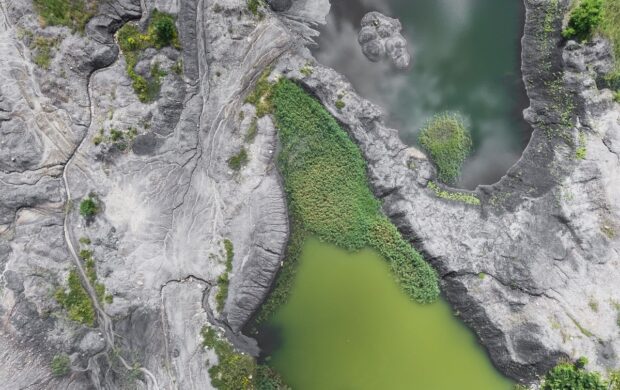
[358,11,410,69]
[274,0,620,383]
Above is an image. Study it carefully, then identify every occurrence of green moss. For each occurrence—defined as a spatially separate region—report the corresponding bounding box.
[418,112,472,184]
[215,240,234,312]
[427,181,480,206]
[541,360,607,390]
[55,269,95,326]
[300,65,313,77]
[563,0,604,42]
[201,326,288,390]
[335,99,345,110]
[79,197,98,218]
[116,10,179,102]
[51,354,71,377]
[256,79,439,324]
[33,0,97,32]
[228,148,249,171]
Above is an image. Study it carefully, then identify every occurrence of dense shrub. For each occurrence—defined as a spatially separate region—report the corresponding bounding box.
[418,112,472,184]
[33,0,96,32]
[79,197,98,218]
[54,269,95,326]
[541,360,607,390]
[51,354,71,377]
[562,0,604,42]
[116,10,179,102]
[257,78,439,321]
[201,326,288,390]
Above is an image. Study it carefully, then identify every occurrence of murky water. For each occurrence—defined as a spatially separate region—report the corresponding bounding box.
[313,0,529,189]
[262,239,512,390]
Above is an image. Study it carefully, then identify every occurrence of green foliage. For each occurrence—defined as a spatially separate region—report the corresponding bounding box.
[562,0,604,42]
[172,59,183,75]
[247,0,264,17]
[228,148,249,171]
[51,354,71,377]
[245,69,273,117]
[201,326,288,390]
[116,10,179,102]
[267,79,439,308]
[79,237,91,245]
[541,360,607,390]
[215,240,234,312]
[79,197,98,218]
[418,112,472,184]
[33,0,96,32]
[93,127,138,150]
[427,181,480,205]
[335,99,345,110]
[55,269,95,326]
[600,0,620,98]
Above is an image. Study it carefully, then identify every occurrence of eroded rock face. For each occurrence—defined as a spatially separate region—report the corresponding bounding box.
[358,11,411,69]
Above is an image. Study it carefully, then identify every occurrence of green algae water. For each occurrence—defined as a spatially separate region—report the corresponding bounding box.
[264,239,512,390]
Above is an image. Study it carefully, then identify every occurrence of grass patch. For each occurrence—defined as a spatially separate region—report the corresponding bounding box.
[228,148,249,171]
[51,354,71,377]
[245,69,273,117]
[427,181,480,206]
[54,269,95,326]
[256,79,439,323]
[562,0,604,42]
[418,112,472,184]
[116,10,179,103]
[245,118,258,142]
[247,0,265,17]
[335,99,345,110]
[215,240,234,312]
[93,126,138,150]
[79,249,109,304]
[30,36,58,69]
[33,0,97,32]
[201,326,288,390]
[600,0,620,97]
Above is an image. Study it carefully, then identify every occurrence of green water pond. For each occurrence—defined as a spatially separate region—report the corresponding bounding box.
[265,239,513,390]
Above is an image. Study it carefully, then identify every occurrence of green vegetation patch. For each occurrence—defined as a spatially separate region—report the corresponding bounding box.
[30,36,58,69]
[33,0,97,32]
[256,79,439,323]
[427,181,480,206]
[93,126,138,151]
[51,354,71,377]
[418,112,472,184]
[55,269,95,326]
[600,0,620,95]
[201,326,288,390]
[563,0,604,42]
[79,196,98,218]
[116,10,179,103]
[215,240,234,312]
[247,0,265,17]
[245,69,273,117]
[228,148,249,171]
[79,249,111,304]
[541,358,607,390]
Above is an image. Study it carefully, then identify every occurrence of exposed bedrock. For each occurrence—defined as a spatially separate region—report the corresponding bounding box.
[358,11,411,69]
[274,0,620,383]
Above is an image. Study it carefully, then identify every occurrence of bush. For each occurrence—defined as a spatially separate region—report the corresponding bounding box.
[54,269,95,326]
[33,0,96,32]
[79,197,98,218]
[562,0,604,42]
[418,112,472,184]
[541,360,607,390]
[116,9,179,102]
[51,354,71,377]
[201,326,288,390]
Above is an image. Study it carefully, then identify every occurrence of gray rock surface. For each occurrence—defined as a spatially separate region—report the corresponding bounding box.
[1,0,619,387]
[358,11,411,69]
